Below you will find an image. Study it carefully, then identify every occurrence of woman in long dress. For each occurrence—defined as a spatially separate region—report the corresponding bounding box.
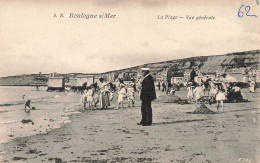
[99,77,110,109]
[186,83,193,103]
[209,81,218,102]
[80,89,87,110]
[193,83,204,104]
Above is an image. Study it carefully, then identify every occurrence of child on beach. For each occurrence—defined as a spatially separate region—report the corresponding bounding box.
[115,80,126,109]
[249,80,256,93]
[216,88,226,113]
[22,95,31,113]
[127,83,135,107]
[81,89,87,110]
[170,87,175,95]
[86,86,94,110]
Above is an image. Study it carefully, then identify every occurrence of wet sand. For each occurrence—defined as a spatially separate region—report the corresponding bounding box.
[0,92,82,144]
[0,88,259,162]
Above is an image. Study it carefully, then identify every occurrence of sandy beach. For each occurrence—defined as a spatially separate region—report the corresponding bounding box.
[1,0,259,162]
[0,88,259,163]
[0,88,82,144]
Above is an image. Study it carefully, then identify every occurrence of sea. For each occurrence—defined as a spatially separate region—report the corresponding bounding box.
[0,86,81,144]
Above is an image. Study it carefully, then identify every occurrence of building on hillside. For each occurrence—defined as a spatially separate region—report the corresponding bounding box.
[155,66,184,83]
[171,77,184,84]
[156,70,167,82]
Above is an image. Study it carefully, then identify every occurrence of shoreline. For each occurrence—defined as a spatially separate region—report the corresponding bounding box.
[0,85,47,87]
[8,108,83,143]
[0,92,82,144]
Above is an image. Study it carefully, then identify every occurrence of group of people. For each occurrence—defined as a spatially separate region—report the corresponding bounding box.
[157,81,170,92]
[80,86,96,110]
[187,81,227,112]
[80,77,136,110]
[158,81,180,95]
[79,67,157,126]
[186,78,253,113]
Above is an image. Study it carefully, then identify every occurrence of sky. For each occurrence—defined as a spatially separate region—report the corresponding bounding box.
[0,0,260,77]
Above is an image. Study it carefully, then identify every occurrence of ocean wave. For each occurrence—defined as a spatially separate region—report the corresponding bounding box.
[0,94,62,107]
[0,110,9,113]
[0,101,24,107]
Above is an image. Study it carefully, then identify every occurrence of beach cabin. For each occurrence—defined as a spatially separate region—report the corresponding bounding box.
[171,77,184,84]
[77,75,95,86]
[47,77,65,91]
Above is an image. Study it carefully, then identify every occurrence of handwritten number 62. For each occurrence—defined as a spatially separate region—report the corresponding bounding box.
[238,5,257,18]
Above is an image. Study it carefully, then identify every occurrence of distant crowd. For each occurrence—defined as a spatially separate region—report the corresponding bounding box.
[158,73,256,113]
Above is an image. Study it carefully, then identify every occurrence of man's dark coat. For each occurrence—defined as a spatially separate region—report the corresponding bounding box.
[140,74,156,101]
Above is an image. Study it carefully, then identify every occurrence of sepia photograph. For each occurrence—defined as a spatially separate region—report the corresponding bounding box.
[0,0,259,162]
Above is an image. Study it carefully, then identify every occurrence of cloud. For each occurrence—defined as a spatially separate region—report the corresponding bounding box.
[0,0,259,77]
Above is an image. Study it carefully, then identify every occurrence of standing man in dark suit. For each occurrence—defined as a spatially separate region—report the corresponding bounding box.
[138,68,157,126]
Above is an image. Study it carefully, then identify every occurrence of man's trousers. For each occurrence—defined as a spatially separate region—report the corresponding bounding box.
[141,100,153,125]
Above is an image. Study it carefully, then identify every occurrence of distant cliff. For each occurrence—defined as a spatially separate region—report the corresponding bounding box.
[0,74,48,86]
[0,49,259,86]
[101,49,260,78]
